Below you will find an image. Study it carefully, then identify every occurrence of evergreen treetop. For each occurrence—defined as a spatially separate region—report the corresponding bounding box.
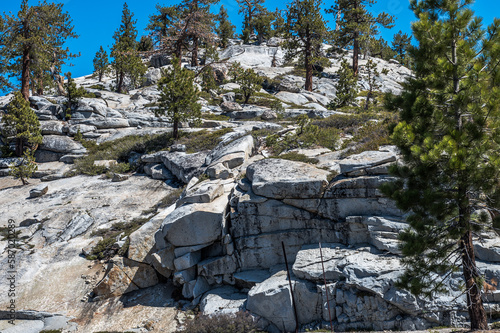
[0,0,78,100]
[93,46,109,82]
[215,5,235,49]
[155,59,201,139]
[327,0,394,76]
[283,0,331,91]
[1,91,42,157]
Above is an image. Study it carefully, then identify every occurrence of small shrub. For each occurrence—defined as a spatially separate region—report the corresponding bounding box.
[179,312,264,333]
[176,128,233,153]
[201,113,230,121]
[342,117,396,156]
[157,187,184,209]
[9,149,38,185]
[273,152,318,164]
[88,84,105,90]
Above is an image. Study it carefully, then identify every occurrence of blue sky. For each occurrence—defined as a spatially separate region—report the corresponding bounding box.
[1,0,499,81]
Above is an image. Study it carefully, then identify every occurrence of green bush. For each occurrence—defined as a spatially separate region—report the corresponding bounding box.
[272,152,318,164]
[176,128,233,153]
[265,115,339,154]
[341,117,396,156]
[201,113,230,121]
[179,312,264,333]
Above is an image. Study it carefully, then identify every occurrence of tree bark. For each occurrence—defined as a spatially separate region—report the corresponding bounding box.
[352,1,359,77]
[192,36,199,66]
[461,230,488,330]
[173,119,179,140]
[21,49,31,101]
[353,33,359,76]
[117,71,124,93]
[15,138,24,157]
[305,30,313,92]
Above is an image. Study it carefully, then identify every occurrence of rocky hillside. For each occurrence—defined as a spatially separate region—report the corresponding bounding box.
[1,42,500,333]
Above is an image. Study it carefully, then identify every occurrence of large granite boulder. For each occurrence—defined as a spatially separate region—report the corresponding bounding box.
[92,257,159,300]
[158,194,228,247]
[246,159,330,199]
[160,151,207,184]
[247,271,321,332]
[40,135,86,154]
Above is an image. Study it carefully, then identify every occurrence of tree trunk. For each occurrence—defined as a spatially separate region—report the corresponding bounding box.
[192,36,199,66]
[305,32,313,92]
[173,119,179,140]
[21,49,31,101]
[176,42,182,67]
[352,1,359,77]
[353,33,359,76]
[15,138,24,157]
[117,71,124,93]
[461,230,488,329]
[37,75,44,96]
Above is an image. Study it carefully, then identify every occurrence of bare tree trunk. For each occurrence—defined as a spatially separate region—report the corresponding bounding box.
[192,36,199,66]
[461,230,488,329]
[21,49,31,101]
[117,71,124,93]
[353,33,359,76]
[173,119,179,140]
[305,32,313,92]
[15,138,24,157]
[352,2,359,76]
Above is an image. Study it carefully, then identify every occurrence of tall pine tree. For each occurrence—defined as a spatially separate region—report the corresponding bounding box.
[215,5,235,49]
[111,2,146,93]
[327,0,394,76]
[237,0,265,44]
[1,91,42,157]
[93,46,109,82]
[391,30,412,66]
[155,58,201,139]
[283,0,330,91]
[382,0,500,329]
[0,0,78,100]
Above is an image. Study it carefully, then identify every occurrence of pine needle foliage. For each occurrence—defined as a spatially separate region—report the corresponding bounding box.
[329,59,358,108]
[381,0,500,329]
[155,59,201,139]
[0,0,78,100]
[111,2,146,93]
[327,0,394,76]
[283,0,331,91]
[1,91,42,157]
[93,46,109,82]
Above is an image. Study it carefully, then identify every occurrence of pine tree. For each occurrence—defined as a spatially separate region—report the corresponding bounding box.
[147,1,217,67]
[283,0,331,91]
[381,1,500,329]
[64,72,89,120]
[327,0,394,76]
[9,149,38,185]
[237,0,265,44]
[93,46,109,82]
[329,59,357,108]
[155,59,201,139]
[271,9,286,37]
[181,0,219,66]
[137,36,154,52]
[111,2,146,93]
[0,0,78,100]
[215,6,235,49]
[391,30,412,66]
[1,91,42,157]
[253,8,274,45]
[364,58,383,109]
[236,68,263,104]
